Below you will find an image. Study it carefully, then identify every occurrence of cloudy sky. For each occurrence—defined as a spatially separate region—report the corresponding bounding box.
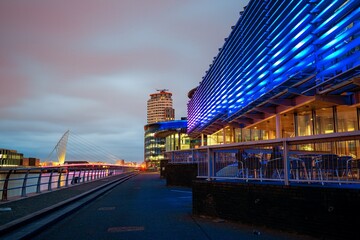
[0,0,248,163]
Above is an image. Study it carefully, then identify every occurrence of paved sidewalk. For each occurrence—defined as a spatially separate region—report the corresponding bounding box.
[0,172,317,240]
[29,172,316,240]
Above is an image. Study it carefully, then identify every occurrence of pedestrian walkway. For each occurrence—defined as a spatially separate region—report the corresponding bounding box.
[1,172,316,239]
[0,172,129,227]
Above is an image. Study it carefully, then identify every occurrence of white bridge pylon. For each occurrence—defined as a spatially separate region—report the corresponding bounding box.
[48,130,69,164]
[56,130,69,164]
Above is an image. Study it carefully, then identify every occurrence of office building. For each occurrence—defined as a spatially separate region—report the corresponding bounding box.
[0,148,41,167]
[145,89,179,167]
[187,0,360,157]
[144,119,189,167]
[0,148,23,166]
[147,89,175,124]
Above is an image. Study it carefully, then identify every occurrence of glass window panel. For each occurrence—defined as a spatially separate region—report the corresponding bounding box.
[315,108,334,134]
[336,140,359,159]
[242,129,251,142]
[281,113,295,137]
[251,128,262,141]
[296,110,313,136]
[234,128,241,142]
[336,106,358,132]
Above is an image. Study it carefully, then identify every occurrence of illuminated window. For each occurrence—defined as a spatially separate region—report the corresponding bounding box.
[315,107,334,135]
[336,106,358,132]
[296,110,314,136]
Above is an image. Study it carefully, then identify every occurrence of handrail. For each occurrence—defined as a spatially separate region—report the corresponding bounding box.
[0,164,136,201]
[166,131,360,187]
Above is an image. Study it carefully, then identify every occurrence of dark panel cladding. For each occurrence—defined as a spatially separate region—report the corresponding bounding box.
[193,180,359,240]
[165,163,197,187]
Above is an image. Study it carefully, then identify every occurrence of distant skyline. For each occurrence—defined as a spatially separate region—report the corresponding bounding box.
[0,0,249,163]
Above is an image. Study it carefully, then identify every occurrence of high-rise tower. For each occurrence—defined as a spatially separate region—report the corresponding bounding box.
[144,89,175,167]
[147,89,175,124]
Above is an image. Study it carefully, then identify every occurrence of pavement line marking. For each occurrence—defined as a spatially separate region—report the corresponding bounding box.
[98,207,116,211]
[0,207,12,212]
[108,226,145,232]
[170,190,192,193]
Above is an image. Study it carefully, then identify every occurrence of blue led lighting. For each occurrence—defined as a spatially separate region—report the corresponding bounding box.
[187,0,360,135]
[147,120,187,133]
[294,40,313,59]
[311,0,339,24]
[258,72,267,80]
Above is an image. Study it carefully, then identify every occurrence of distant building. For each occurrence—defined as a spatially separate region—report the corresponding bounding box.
[144,120,189,167]
[0,148,40,167]
[22,157,40,167]
[0,148,23,166]
[147,89,175,124]
[116,159,125,165]
[145,89,177,167]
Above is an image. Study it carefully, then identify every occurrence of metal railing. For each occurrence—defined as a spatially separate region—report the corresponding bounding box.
[165,131,360,186]
[0,164,135,201]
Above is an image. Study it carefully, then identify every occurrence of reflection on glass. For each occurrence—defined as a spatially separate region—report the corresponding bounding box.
[296,110,313,136]
[315,107,334,134]
[337,106,358,132]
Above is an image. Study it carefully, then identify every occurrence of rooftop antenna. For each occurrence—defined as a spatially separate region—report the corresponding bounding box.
[156,89,169,93]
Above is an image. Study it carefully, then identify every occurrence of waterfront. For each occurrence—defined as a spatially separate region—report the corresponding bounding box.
[1,172,79,199]
[0,165,127,201]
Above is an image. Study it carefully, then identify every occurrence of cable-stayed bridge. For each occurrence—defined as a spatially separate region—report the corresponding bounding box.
[0,130,137,201]
[47,130,123,165]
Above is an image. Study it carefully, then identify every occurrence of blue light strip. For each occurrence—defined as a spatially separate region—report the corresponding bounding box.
[187,0,360,136]
[146,120,187,132]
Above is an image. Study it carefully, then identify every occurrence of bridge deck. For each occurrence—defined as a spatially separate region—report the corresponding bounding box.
[1,172,315,239]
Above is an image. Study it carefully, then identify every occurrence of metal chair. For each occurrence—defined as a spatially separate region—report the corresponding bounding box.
[318,154,340,183]
[345,158,360,180]
[243,155,262,181]
[264,157,283,180]
[338,156,352,178]
[289,157,309,181]
[298,154,321,180]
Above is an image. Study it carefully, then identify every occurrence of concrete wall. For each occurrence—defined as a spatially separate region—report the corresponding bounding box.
[165,163,197,187]
[193,180,360,240]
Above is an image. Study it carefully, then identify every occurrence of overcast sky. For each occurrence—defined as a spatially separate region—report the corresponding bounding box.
[0,0,248,163]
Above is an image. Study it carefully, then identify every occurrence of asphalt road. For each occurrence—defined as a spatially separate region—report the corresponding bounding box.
[32,172,316,240]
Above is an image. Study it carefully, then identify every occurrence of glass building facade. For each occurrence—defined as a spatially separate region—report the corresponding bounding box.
[187,0,360,158]
[144,120,188,167]
[0,148,24,166]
